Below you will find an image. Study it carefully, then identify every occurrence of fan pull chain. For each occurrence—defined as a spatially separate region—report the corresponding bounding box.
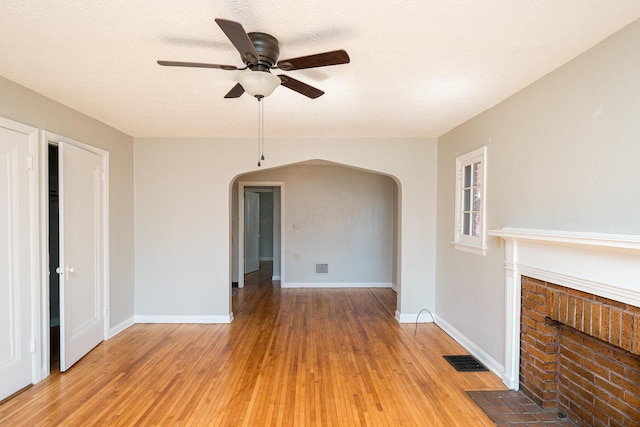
[257,96,265,167]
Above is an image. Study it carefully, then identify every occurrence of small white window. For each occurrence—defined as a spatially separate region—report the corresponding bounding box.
[453,146,487,255]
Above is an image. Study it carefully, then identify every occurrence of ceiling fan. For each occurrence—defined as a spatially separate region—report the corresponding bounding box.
[157,18,350,99]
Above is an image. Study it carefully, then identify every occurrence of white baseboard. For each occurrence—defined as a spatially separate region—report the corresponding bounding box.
[134,314,233,324]
[281,282,392,289]
[395,310,435,323]
[433,314,512,388]
[109,316,135,338]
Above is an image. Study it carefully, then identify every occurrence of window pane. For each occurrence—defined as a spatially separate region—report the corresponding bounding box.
[473,189,481,211]
[472,212,480,237]
[463,213,470,235]
[473,162,482,186]
[464,188,471,211]
[464,164,471,187]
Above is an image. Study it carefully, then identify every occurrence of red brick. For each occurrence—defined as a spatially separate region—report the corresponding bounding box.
[602,306,611,342]
[610,345,640,371]
[594,354,625,376]
[628,304,640,316]
[575,298,584,331]
[527,345,559,364]
[599,297,627,311]
[633,315,640,355]
[519,279,640,424]
[611,373,640,402]
[522,288,546,306]
[522,275,541,289]
[567,296,577,328]
[594,375,625,400]
[594,396,626,426]
[606,394,640,425]
[565,389,598,418]
[593,304,602,339]
[623,388,640,411]
[559,293,568,324]
[527,327,559,345]
[559,363,584,388]
[610,309,622,347]
[621,311,633,352]
[581,356,611,381]
[561,356,595,383]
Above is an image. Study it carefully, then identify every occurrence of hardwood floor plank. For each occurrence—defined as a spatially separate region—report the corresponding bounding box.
[0,263,505,425]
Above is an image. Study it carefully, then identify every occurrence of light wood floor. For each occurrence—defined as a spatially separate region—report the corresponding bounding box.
[0,264,505,426]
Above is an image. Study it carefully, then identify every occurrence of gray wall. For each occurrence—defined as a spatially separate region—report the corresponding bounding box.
[436,19,640,373]
[0,75,135,330]
[134,137,437,320]
[239,164,395,286]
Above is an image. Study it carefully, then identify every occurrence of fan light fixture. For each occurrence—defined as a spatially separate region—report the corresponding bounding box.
[157,18,351,167]
[237,70,280,166]
[237,70,280,98]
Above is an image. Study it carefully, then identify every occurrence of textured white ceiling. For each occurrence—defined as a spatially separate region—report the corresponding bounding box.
[1,1,639,139]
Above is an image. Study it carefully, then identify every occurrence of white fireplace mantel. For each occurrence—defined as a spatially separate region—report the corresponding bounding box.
[487,227,640,389]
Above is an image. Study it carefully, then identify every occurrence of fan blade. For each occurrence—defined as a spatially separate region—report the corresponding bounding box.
[277,50,350,71]
[215,18,260,65]
[157,60,239,70]
[224,83,245,98]
[278,75,324,99]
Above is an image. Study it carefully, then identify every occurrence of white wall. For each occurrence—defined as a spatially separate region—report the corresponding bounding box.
[134,137,437,320]
[238,164,394,286]
[0,75,135,331]
[436,19,640,379]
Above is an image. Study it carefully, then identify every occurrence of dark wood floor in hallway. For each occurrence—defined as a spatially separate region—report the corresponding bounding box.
[0,264,505,426]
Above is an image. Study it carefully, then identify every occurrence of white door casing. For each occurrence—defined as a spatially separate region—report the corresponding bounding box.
[0,118,38,401]
[244,191,260,275]
[58,141,105,372]
[236,182,284,289]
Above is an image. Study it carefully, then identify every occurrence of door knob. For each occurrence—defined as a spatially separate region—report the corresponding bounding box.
[65,266,75,279]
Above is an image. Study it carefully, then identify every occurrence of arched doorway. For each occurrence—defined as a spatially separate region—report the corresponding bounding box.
[230,160,401,315]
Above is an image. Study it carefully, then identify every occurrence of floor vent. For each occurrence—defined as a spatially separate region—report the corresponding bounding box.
[443,355,488,372]
[315,263,329,274]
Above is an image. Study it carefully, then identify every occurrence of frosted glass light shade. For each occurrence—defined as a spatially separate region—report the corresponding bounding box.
[237,70,280,97]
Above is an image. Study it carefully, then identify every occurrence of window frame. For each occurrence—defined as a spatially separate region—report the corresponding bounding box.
[453,146,487,256]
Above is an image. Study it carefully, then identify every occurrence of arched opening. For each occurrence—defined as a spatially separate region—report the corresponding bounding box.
[229,159,401,317]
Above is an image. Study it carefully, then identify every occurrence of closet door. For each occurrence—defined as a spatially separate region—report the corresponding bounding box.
[59,142,104,372]
[0,120,35,401]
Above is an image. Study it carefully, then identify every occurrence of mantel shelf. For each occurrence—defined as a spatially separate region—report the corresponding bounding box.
[488,228,640,252]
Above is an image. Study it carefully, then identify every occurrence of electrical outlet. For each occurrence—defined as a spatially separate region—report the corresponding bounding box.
[295,252,301,260]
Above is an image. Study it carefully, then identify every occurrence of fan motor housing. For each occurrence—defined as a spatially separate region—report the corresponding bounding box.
[247,32,279,69]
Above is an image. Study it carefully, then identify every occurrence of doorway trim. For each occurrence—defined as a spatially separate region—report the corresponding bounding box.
[38,131,110,380]
[237,181,284,289]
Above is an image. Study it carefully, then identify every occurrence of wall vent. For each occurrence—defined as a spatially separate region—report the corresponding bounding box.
[315,263,329,274]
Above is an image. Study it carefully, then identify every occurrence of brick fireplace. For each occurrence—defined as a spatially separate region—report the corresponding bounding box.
[520,276,640,425]
[489,228,640,426]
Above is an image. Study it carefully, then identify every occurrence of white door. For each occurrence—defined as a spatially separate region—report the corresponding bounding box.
[244,191,260,274]
[0,122,35,401]
[59,142,104,372]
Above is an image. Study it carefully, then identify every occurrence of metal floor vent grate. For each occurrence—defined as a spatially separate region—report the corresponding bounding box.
[443,355,488,372]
